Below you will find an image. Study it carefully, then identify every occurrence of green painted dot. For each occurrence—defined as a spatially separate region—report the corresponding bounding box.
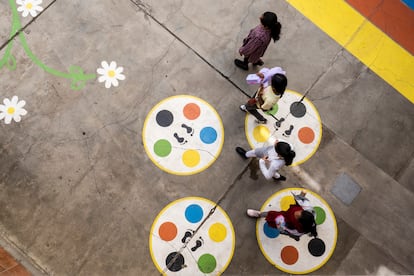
[265,103,279,115]
[198,254,217,274]
[314,206,326,225]
[153,139,172,157]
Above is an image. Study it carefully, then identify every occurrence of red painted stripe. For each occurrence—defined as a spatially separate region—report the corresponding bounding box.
[346,0,414,55]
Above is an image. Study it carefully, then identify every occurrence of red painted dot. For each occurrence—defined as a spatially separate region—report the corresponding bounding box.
[159,222,177,241]
[298,127,315,144]
[281,245,299,265]
[183,103,201,120]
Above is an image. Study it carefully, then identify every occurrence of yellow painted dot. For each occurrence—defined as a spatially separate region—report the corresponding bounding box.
[280,195,295,211]
[7,107,15,115]
[253,125,270,143]
[209,222,227,242]
[182,150,200,168]
[26,3,33,9]
[108,70,116,77]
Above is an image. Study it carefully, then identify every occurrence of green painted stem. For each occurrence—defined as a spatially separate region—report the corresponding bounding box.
[1,0,96,90]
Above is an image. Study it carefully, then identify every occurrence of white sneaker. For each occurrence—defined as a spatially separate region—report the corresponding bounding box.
[239,105,247,112]
[247,209,261,218]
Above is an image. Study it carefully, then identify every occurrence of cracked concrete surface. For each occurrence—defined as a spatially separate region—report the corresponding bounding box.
[1,0,413,275]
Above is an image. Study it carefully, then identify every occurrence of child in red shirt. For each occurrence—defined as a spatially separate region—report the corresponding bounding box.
[247,192,318,240]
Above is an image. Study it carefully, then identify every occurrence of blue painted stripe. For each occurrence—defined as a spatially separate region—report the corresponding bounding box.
[401,0,414,10]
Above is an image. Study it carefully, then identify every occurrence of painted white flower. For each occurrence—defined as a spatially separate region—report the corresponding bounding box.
[16,0,44,18]
[97,61,125,88]
[0,96,28,124]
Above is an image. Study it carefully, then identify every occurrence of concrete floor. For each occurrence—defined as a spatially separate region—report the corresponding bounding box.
[0,0,413,275]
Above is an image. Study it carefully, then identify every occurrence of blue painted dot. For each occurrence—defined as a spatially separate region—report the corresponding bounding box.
[263,222,280,238]
[200,127,217,144]
[185,204,203,223]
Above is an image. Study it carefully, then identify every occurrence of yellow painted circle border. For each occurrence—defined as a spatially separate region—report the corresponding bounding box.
[245,89,322,166]
[149,196,236,275]
[142,95,225,175]
[256,188,337,274]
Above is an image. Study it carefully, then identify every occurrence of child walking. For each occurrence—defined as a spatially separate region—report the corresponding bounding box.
[246,191,318,241]
[235,139,295,181]
[240,66,287,124]
[235,12,282,70]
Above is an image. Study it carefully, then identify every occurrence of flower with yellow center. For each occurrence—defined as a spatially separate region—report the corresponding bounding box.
[97,61,126,89]
[0,96,28,124]
[16,0,44,18]
[108,70,116,78]
[8,107,16,114]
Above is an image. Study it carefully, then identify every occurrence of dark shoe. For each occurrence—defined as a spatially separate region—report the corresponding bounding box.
[235,147,247,159]
[273,175,286,181]
[280,230,300,241]
[253,59,264,66]
[290,234,300,241]
[255,119,267,124]
[234,59,248,70]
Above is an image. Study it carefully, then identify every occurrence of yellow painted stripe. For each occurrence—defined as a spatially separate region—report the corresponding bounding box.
[287,0,414,104]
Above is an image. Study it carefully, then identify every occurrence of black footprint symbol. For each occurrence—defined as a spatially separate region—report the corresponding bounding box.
[191,237,204,252]
[283,125,294,137]
[174,133,187,145]
[274,118,285,130]
[181,123,194,136]
[181,230,194,243]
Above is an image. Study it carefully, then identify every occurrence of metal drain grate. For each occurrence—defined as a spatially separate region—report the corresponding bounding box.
[331,172,362,206]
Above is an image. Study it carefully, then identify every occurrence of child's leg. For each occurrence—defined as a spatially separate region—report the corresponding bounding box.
[245,106,267,123]
[245,150,257,158]
[242,143,271,161]
[246,147,267,158]
[253,59,264,66]
[259,211,268,217]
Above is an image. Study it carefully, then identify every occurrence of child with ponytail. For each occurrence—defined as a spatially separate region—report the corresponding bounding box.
[235,139,295,181]
[235,11,282,70]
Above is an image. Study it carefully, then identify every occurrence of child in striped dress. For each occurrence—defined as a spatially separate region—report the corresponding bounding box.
[235,12,282,70]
